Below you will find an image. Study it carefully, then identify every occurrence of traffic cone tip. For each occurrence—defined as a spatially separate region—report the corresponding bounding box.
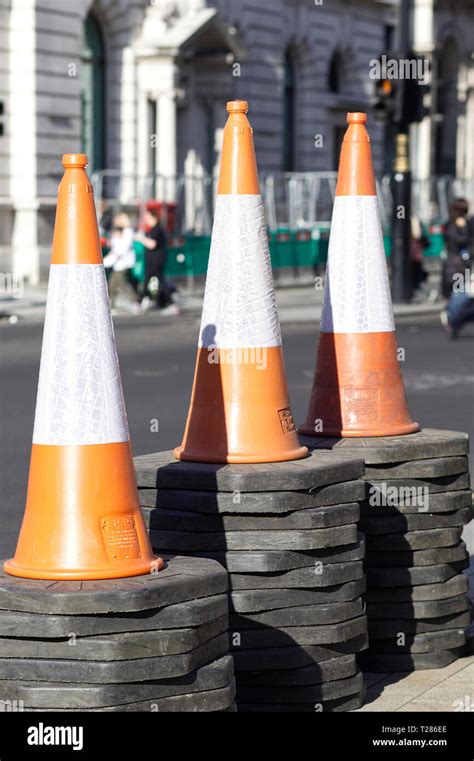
[227,100,249,113]
[218,101,258,194]
[336,112,375,195]
[62,153,88,168]
[347,112,367,124]
[52,155,102,265]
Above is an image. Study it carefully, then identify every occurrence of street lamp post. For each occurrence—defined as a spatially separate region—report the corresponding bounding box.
[391,133,412,303]
[390,0,412,304]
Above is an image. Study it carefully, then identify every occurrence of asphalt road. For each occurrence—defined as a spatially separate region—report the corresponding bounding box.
[0,313,473,558]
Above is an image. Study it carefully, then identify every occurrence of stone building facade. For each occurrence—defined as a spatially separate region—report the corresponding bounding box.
[0,0,473,282]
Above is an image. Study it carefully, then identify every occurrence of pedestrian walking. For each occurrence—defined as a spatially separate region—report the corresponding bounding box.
[136,208,179,315]
[103,213,139,313]
[440,198,474,339]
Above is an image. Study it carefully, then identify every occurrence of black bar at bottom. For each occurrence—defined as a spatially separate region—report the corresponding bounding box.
[0,710,472,759]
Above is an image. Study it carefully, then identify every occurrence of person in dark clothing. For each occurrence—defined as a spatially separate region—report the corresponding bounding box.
[440,198,474,338]
[98,200,113,237]
[135,209,179,315]
[410,214,429,293]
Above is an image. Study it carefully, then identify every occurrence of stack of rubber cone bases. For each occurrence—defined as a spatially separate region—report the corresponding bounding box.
[156,102,368,710]
[298,114,473,675]
[175,101,307,464]
[0,558,236,712]
[135,449,369,711]
[310,431,472,674]
[4,153,160,582]
[299,112,419,439]
[1,155,235,711]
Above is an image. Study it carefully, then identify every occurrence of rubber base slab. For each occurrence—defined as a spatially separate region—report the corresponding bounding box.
[358,648,463,672]
[149,524,358,551]
[0,615,228,661]
[0,655,234,709]
[0,633,229,684]
[134,450,364,491]
[25,681,236,712]
[229,600,364,629]
[229,615,368,648]
[365,561,468,586]
[302,430,468,465]
[230,579,366,612]
[140,480,366,514]
[364,542,468,568]
[233,634,369,671]
[0,556,227,615]
[236,671,364,703]
[365,575,468,603]
[237,653,357,686]
[0,594,228,639]
[368,611,471,638]
[365,629,467,653]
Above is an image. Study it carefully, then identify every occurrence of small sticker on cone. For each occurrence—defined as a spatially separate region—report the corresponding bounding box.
[278,407,297,434]
[101,515,141,561]
[345,389,378,421]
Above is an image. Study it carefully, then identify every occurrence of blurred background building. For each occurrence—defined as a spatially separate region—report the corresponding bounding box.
[0,0,473,283]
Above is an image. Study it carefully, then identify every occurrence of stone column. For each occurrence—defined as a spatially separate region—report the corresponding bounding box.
[9,0,39,284]
[157,88,177,202]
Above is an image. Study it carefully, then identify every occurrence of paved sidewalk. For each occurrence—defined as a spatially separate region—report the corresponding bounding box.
[0,281,444,326]
[359,655,474,712]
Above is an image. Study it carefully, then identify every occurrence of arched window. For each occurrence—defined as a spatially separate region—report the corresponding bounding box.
[283,48,296,171]
[81,13,105,174]
[328,50,343,94]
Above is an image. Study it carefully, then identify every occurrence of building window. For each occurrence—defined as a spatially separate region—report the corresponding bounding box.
[328,50,343,94]
[283,48,296,172]
[81,13,105,174]
[384,24,395,52]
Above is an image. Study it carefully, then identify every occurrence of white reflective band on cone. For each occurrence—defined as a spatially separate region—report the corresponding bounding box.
[199,194,282,349]
[320,195,395,334]
[33,264,130,445]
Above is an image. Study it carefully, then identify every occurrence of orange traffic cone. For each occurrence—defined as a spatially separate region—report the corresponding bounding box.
[299,113,419,438]
[4,154,163,580]
[175,101,307,463]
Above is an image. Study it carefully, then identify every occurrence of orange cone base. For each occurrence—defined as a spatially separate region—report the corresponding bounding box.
[2,557,165,581]
[299,422,420,439]
[299,332,420,439]
[175,346,308,464]
[174,445,308,465]
[4,442,163,581]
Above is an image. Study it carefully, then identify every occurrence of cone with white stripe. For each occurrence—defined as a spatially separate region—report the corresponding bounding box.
[175,101,307,463]
[4,154,162,580]
[300,113,419,438]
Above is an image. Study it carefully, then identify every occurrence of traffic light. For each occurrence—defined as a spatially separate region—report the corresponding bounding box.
[372,54,430,126]
[401,72,430,126]
[372,64,401,122]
